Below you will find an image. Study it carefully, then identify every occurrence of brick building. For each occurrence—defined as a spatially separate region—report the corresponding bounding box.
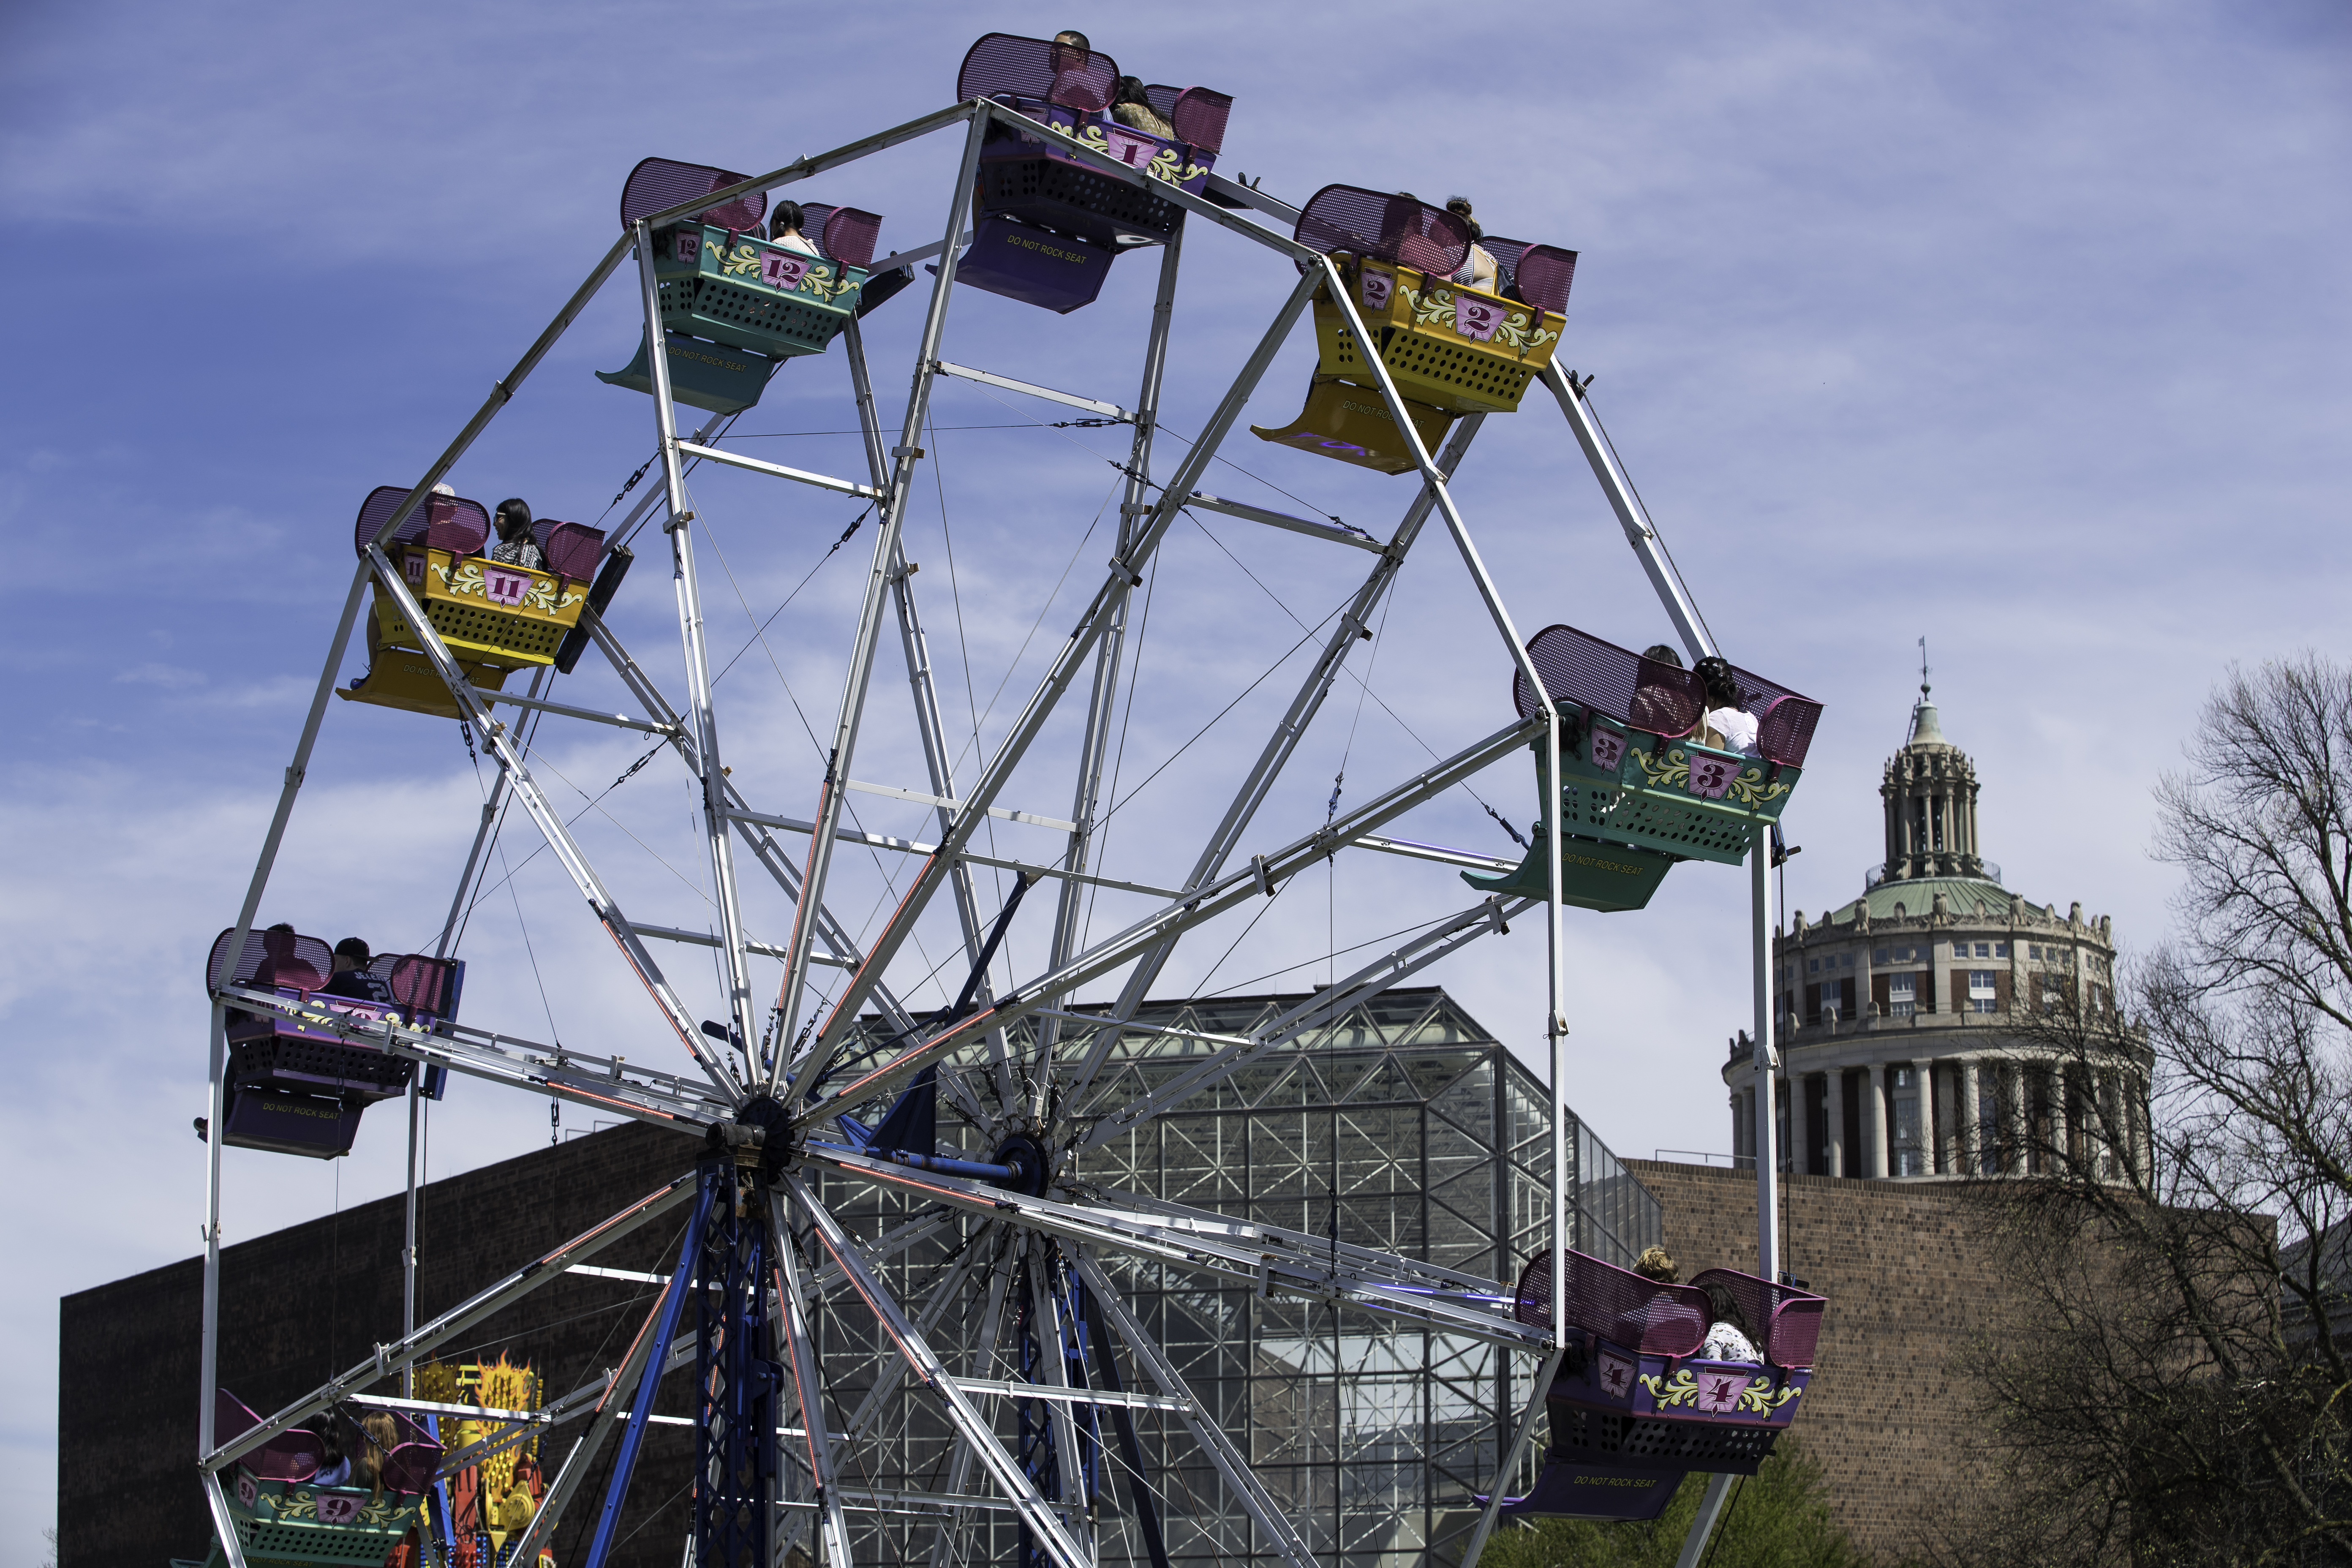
[1624,1158,2002,1560]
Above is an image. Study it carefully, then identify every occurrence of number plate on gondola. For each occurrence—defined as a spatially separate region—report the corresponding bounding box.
[1455,294,1503,341]
[1687,753,1738,798]
[760,252,810,290]
[483,566,532,606]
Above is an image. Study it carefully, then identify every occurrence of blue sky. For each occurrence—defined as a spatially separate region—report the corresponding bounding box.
[4,0,2347,1555]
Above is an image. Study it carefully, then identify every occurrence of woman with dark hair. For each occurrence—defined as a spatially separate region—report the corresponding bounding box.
[1698,1281,1762,1362]
[489,499,542,571]
[1641,644,1685,669]
[1108,75,1173,137]
[313,1415,353,1488]
[1692,655,1759,755]
[1443,196,1500,295]
[769,200,818,256]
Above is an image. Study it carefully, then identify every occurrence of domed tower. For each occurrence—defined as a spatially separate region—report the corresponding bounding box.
[1718,668,2144,1183]
[1877,675,1988,884]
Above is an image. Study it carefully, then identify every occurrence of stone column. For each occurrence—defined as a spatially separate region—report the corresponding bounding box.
[2003,1061,2028,1176]
[1862,1064,1889,1179]
[1825,1067,1847,1178]
[1960,1056,1982,1177]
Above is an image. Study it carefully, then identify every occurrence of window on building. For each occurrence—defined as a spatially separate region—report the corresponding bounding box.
[1840,952,1855,969]
[1974,942,1991,958]
[1873,947,1889,965]
[2029,945,2042,960]
[1892,1073,1924,1176]
[1808,958,1820,973]
[1889,972,1917,1019]
[1969,970,1997,1013]
[1994,942,2009,958]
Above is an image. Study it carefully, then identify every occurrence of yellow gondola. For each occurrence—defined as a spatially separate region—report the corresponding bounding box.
[1252,186,1576,472]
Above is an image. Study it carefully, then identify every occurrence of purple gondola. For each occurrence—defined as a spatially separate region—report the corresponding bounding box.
[1492,1248,1827,1520]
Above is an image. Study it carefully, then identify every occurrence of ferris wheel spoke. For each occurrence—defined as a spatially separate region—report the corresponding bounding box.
[777,1216,996,1563]
[629,221,765,1066]
[1069,1250,1319,1568]
[204,1171,699,1472]
[359,547,746,1105]
[1078,1186,1503,1299]
[575,610,925,1041]
[804,1204,961,1298]
[1034,229,1185,1119]
[497,1297,692,1568]
[785,1174,1097,1568]
[796,718,1537,1131]
[792,265,1326,1090]
[802,1146,1538,1350]
[1023,1236,1098,1554]
[761,110,996,1097]
[1077,894,1529,1140]
[842,316,1021,1108]
[921,1225,1021,1568]
[767,1191,855,1568]
[1067,412,1488,1104]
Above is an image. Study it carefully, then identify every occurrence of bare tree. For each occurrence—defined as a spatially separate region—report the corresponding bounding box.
[1948,655,2352,1568]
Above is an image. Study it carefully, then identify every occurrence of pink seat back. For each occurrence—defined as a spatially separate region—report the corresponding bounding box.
[1293,185,1472,279]
[619,157,765,233]
[1515,623,1816,751]
[816,207,884,269]
[379,954,461,1015]
[1171,87,1232,152]
[957,33,1119,112]
[1514,1248,1709,1358]
[1514,245,1578,316]
[535,521,605,583]
[1628,657,1704,739]
[379,1439,441,1497]
[1688,1267,1827,1369]
[209,927,334,995]
[218,1389,323,1482]
[353,485,490,560]
[1756,694,1824,768]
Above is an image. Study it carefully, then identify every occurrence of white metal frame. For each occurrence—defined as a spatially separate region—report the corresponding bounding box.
[198,90,1788,1568]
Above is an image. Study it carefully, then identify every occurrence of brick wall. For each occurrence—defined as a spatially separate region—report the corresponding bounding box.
[1624,1158,2003,1563]
[60,1121,706,1568]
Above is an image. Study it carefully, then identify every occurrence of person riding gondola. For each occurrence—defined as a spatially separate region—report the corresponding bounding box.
[488,499,542,571]
[1693,655,1760,755]
[1698,1279,1763,1363]
[1444,196,1500,295]
[768,199,820,256]
[320,937,395,1003]
[1109,75,1174,136]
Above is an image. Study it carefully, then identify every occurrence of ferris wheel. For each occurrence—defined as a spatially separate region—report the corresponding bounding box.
[192,32,1831,1568]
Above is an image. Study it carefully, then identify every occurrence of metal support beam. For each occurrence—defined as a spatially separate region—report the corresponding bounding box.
[1458,1348,1564,1568]
[805,716,1536,1128]
[791,264,1326,1090]
[205,1174,698,1470]
[1036,226,1184,1118]
[362,545,744,1102]
[1070,415,1486,1105]
[787,1174,1094,1568]
[1072,1252,1319,1568]
[766,109,993,1092]
[635,218,764,1080]
[1540,362,1714,662]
